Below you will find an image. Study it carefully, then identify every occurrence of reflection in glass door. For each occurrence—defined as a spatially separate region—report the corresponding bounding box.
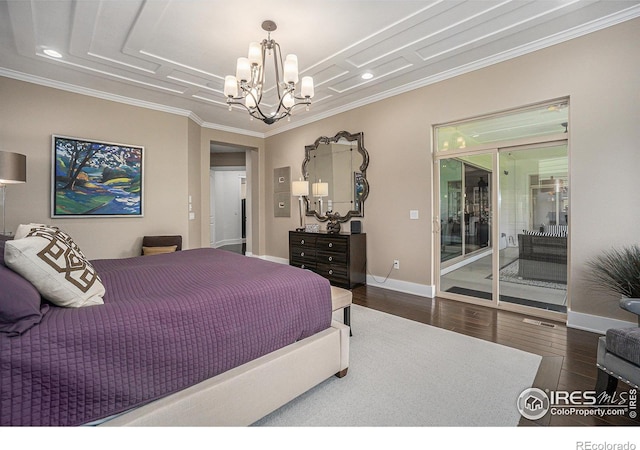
[498,144,568,312]
[439,154,494,301]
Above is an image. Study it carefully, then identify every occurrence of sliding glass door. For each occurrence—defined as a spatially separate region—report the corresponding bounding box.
[434,99,569,317]
[498,144,568,312]
[436,142,568,314]
[439,154,494,301]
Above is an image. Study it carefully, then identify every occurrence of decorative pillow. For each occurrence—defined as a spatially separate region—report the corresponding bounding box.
[4,226,105,308]
[142,245,178,256]
[0,263,48,336]
[522,229,567,237]
[14,223,48,240]
[0,235,9,266]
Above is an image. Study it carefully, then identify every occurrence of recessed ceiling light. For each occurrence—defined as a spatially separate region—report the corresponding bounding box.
[361,72,373,80]
[43,49,62,58]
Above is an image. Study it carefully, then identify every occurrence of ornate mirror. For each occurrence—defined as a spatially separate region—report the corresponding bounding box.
[302,131,369,223]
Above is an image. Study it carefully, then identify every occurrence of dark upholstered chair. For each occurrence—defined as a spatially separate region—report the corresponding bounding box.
[141,235,182,255]
[595,299,640,398]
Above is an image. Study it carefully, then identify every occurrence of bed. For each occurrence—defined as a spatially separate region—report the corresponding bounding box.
[0,230,349,426]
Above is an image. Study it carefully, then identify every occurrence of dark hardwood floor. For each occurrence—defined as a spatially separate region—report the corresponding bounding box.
[351,284,639,426]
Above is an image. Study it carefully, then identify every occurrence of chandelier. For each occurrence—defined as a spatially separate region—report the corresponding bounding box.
[223,20,314,125]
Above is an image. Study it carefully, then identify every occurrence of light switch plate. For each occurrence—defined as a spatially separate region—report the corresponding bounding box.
[410,210,419,220]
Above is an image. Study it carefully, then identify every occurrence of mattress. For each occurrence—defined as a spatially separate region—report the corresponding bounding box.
[0,248,332,426]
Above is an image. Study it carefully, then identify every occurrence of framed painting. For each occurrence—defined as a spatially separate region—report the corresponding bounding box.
[51,135,144,218]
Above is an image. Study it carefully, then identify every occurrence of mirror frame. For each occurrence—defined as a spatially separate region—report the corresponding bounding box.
[302,130,369,223]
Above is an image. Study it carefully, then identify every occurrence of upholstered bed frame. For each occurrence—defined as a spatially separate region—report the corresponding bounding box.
[100,320,350,426]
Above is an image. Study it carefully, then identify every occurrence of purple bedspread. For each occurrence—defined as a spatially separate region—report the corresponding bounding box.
[0,248,332,426]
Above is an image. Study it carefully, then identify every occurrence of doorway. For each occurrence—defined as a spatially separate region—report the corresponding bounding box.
[434,100,569,318]
[210,142,249,255]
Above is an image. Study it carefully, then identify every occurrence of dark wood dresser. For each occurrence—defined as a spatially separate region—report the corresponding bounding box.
[289,231,366,289]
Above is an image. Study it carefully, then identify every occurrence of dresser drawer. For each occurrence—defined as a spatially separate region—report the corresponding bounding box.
[316,236,347,253]
[317,250,347,265]
[290,234,317,249]
[290,260,317,270]
[316,263,348,285]
[290,250,316,271]
[290,246,316,260]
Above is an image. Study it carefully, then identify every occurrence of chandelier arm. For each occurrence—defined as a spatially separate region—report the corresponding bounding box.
[254,41,268,103]
[272,41,284,100]
[241,84,262,109]
[228,95,284,123]
[228,98,309,124]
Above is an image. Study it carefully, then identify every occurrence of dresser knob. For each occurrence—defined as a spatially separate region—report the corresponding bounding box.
[328,256,333,261]
[301,264,306,269]
[300,252,305,257]
[328,269,333,275]
[328,243,333,248]
[301,239,305,245]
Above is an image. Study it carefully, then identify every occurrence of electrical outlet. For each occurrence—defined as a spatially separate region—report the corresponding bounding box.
[393,260,400,270]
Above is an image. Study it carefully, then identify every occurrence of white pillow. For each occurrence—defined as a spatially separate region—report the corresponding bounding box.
[4,226,104,308]
[14,223,47,240]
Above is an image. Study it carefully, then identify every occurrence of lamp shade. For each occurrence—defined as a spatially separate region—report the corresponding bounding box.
[236,57,251,82]
[301,76,314,98]
[292,180,309,197]
[0,151,26,184]
[283,54,299,84]
[312,180,328,197]
[247,42,262,66]
[224,75,238,97]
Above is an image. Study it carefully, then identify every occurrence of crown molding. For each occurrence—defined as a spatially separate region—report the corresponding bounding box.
[199,120,265,139]
[0,67,195,118]
[264,5,640,138]
[3,5,639,141]
[0,67,267,139]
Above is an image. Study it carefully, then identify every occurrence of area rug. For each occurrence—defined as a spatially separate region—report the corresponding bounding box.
[490,259,566,291]
[253,305,541,427]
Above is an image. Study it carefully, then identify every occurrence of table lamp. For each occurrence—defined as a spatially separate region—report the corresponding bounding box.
[292,178,309,231]
[312,179,329,216]
[0,151,27,236]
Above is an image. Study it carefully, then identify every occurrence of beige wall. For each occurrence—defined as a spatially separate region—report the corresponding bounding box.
[264,18,640,322]
[187,118,201,250]
[210,152,246,167]
[0,77,191,259]
[0,76,266,258]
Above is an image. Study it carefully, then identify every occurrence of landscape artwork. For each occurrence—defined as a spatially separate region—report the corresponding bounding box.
[52,136,144,217]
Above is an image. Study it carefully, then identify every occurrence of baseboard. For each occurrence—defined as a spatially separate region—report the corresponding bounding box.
[567,310,637,335]
[260,255,435,298]
[213,238,244,248]
[366,275,435,298]
[261,254,639,331]
[257,255,289,265]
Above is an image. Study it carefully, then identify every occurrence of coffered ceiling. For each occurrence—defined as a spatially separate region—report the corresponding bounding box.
[1,0,638,137]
